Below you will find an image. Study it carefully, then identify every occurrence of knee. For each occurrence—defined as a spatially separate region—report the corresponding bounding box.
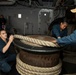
[3,67,11,73]
[1,63,11,73]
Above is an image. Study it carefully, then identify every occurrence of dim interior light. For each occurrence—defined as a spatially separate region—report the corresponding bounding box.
[18,14,22,18]
[44,13,46,16]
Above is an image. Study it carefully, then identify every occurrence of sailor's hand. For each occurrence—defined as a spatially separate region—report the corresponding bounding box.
[51,40,59,47]
[9,35,14,43]
[51,39,57,43]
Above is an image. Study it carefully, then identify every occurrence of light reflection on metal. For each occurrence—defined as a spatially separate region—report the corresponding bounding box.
[18,14,22,19]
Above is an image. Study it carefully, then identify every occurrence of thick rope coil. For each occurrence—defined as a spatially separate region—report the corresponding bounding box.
[14,34,59,47]
[16,54,62,75]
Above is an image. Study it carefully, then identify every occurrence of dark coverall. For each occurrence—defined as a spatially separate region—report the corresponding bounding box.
[0,38,16,73]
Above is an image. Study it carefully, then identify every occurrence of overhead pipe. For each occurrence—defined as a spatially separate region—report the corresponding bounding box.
[0,0,16,5]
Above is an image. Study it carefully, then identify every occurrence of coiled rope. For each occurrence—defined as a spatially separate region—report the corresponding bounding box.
[16,54,62,75]
[14,34,59,47]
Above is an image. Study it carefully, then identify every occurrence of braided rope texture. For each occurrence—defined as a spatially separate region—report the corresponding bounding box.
[20,40,42,47]
[14,34,59,47]
[16,54,62,75]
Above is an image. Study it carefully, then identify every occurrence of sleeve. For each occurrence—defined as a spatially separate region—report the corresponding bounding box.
[63,28,68,36]
[52,25,60,37]
[0,43,4,53]
[57,30,76,46]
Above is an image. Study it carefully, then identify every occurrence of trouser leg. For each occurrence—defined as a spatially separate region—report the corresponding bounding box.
[0,60,11,73]
[5,54,16,62]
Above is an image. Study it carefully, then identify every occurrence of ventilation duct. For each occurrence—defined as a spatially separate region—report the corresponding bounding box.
[0,0,16,5]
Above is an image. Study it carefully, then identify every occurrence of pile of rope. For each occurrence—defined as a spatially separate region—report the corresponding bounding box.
[16,54,62,75]
[14,34,59,47]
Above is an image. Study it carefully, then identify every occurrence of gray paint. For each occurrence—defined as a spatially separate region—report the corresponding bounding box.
[0,5,65,35]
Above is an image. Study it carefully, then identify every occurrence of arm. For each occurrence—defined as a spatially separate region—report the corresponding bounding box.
[57,30,76,46]
[2,35,14,53]
[52,25,61,38]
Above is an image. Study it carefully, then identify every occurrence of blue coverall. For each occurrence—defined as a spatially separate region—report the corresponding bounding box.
[57,30,76,46]
[0,38,16,73]
[52,24,67,38]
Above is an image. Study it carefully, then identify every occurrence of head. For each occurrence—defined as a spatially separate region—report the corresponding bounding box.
[60,21,68,30]
[0,15,4,18]
[0,29,7,39]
